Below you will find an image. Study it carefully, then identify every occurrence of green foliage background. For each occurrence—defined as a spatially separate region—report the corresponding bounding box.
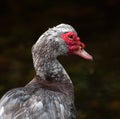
[0,0,120,119]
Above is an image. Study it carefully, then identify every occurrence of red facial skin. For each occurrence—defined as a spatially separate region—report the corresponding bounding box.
[61,32,85,54]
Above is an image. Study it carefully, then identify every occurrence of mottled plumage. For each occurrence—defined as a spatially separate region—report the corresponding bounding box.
[0,76,75,119]
[0,24,92,119]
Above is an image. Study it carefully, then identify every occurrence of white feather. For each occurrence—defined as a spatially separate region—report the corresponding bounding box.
[0,106,4,116]
[31,101,43,111]
[60,104,65,119]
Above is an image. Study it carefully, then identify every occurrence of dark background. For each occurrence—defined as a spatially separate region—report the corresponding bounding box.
[0,0,120,119]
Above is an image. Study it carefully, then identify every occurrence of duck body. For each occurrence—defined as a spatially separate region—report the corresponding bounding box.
[0,76,75,119]
[0,24,92,119]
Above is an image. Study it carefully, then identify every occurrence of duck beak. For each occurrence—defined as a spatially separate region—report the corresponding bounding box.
[74,47,93,61]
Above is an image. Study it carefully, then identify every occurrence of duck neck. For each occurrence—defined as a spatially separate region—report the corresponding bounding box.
[34,56,71,83]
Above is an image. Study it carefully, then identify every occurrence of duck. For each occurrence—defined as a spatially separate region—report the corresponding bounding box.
[0,24,93,119]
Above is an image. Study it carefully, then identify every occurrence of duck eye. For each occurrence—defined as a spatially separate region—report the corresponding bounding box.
[68,35,73,40]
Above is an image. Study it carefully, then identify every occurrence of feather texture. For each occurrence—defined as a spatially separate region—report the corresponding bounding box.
[0,76,76,119]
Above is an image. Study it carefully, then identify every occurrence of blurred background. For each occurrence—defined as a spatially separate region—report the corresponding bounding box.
[0,0,120,119]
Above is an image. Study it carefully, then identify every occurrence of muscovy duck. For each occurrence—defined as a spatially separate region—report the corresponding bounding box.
[0,24,93,119]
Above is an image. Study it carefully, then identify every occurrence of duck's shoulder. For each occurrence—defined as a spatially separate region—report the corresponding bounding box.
[0,87,31,118]
[0,86,47,118]
[0,87,28,105]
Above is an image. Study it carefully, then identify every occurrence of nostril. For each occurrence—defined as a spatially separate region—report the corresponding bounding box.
[80,46,83,50]
[80,42,85,49]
